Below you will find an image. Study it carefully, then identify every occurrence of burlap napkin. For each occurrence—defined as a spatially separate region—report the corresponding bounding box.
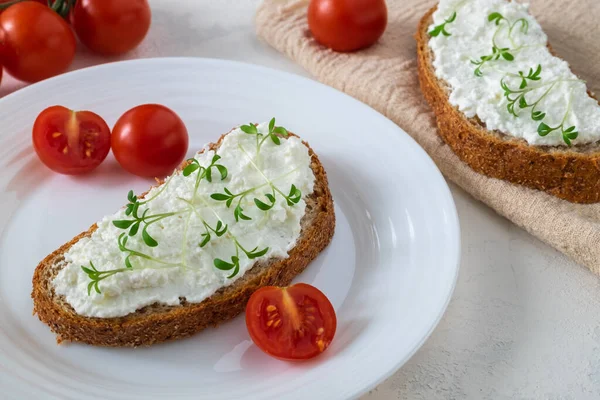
[256,0,600,275]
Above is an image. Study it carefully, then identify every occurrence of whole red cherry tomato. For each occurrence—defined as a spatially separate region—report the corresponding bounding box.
[0,1,75,82]
[246,283,337,360]
[71,0,151,56]
[0,0,45,14]
[33,106,112,175]
[111,104,189,178]
[308,0,387,52]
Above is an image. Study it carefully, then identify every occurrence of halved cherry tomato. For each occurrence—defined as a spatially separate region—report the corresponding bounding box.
[111,104,188,178]
[0,1,75,83]
[246,283,337,360]
[71,0,151,56]
[33,106,111,175]
[308,0,387,52]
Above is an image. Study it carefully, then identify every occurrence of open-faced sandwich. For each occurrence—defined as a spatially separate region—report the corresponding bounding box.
[32,121,335,347]
[417,0,600,203]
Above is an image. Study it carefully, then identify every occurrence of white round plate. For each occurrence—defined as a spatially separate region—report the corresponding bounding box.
[0,58,459,400]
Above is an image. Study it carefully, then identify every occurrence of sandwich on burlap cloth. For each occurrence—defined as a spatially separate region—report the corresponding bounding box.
[255,0,600,275]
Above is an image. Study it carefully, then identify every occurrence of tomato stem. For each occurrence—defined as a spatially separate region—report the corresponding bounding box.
[0,0,74,16]
[50,0,74,18]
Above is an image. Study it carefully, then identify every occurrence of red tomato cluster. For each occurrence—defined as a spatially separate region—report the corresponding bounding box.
[33,104,189,177]
[0,0,151,84]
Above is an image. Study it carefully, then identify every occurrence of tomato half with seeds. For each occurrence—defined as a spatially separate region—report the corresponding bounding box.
[246,283,337,360]
[33,106,111,175]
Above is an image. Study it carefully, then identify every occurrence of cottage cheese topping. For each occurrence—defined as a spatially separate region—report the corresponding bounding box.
[429,0,600,146]
[53,124,315,318]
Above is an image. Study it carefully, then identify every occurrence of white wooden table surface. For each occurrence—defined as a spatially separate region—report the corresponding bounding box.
[2,1,600,398]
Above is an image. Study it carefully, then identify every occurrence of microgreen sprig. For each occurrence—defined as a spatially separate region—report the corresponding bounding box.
[429,11,457,37]
[117,233,183,269]
[501,65,545,117]
[471,12,529,76]
[211,183,301,220]
[113,206,181,248]
[214,239,269,278]
[200,220,228,247]
[81,261,128,295]
[537,88,579,146]
[240,117,289,153]
[500,67,581,146]
[183,154,228,183]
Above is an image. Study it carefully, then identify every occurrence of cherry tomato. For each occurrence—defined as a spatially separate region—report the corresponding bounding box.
[33,106,111,175]
[308,0,387,52]
[0,1,75,83]
[0,0,46,14]
[111,104,188,178]
[246,283,337,360]
[71,0,151,56]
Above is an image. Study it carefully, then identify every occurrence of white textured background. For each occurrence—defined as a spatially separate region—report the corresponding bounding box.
[2,1,600,398]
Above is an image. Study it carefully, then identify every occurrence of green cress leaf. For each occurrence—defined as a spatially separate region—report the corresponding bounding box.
[446,11,457,23]
[519,78,528,89]
[125,255,133,269]
[234,205,251,222]
[216,165,228,180]
[429,25,443,37]
[519,96,528,109]
[211,192,231,201]
[254,198,273,211]
[214,258,235,270]
[183,163,199,176]
[247,246,269,259]
[501,51,514,61]
[142,228,158,247]
[273,126,289,136]
[270,134,281,145]
[288,184,302,203]
[113,220,135,229]
[532,111,546,121]
[269,117,276,132]
[240,124,258,134]
[200,233,211,247]
[488,12,503,25]
[537,122,552,136]
[129,221,140,236]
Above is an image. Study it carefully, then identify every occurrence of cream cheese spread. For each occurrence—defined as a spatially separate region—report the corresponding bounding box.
[429,0,600,146]
[53,123,315,318]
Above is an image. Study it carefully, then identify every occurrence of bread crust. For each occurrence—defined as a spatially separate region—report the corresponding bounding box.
[416,6,600,203]
[32,133,335,347]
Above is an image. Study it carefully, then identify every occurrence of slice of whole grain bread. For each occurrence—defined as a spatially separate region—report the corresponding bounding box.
[416,6,600,204]
[32,132,335,347]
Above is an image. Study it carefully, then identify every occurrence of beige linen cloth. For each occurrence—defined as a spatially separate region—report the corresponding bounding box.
[255,0,600,275]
